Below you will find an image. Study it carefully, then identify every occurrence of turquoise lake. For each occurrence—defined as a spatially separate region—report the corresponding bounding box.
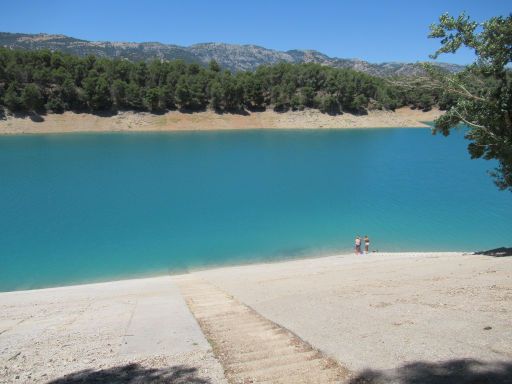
[1,127,511,291]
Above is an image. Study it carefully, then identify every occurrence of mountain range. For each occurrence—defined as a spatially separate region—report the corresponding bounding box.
[0,32,464,77]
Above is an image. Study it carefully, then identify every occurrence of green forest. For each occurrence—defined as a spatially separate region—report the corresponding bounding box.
[0,48,450,116]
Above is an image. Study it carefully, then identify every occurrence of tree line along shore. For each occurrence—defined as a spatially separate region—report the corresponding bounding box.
[0,48,454,118]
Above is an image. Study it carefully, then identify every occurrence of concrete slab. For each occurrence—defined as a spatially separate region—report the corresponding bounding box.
[118,277,209,357]
[0,276,227,383]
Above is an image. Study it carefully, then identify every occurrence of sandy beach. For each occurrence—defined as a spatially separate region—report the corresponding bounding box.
[0,107,443,135]
[1,252,511,383]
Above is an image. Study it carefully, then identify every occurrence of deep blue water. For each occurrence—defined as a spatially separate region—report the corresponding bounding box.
[1,127,511,291]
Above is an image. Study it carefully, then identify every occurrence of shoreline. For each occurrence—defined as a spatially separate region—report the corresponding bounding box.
[0,107,443,135]
[1,250,468,294]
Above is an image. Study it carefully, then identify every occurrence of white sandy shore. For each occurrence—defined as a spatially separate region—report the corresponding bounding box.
[190,252,512,372]
[1,252,511,383]
[0,107,443,135]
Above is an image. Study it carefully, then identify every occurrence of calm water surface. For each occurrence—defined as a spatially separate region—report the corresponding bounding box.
[1,127,511,291]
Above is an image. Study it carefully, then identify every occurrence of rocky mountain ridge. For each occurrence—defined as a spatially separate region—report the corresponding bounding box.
[0,32,464,76]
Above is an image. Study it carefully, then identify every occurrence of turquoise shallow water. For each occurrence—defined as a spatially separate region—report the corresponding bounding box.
[1,127,511,291]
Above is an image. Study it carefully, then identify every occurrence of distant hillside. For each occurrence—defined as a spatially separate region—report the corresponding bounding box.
[0,32,464,76]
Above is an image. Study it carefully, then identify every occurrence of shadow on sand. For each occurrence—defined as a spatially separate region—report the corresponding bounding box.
[46,363,211,384]
[475,247,512,257]
[11,111,46,122]
[348,358,512,384]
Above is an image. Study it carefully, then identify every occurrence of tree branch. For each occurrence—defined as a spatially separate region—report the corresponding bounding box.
[388,76,487,103]
[446,77,486,102]
[451,107,488,130]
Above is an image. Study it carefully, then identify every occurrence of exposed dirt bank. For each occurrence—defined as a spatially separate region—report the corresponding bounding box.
[0,107,443,135]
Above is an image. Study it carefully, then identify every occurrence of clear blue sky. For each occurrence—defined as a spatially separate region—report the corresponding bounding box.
[2,0,510,64]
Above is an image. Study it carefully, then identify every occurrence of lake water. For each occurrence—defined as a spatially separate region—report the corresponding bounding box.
[1,127,511,291]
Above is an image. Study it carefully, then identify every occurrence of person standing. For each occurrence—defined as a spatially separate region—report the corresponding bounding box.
[355,236,361,255]
[364,235,370,254]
